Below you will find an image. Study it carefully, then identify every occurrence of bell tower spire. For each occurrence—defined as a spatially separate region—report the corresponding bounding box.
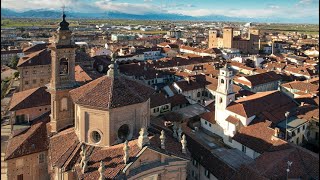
[48,6,77,133]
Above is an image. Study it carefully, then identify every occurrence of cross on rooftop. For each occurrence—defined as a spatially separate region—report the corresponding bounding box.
[61,4,66,14]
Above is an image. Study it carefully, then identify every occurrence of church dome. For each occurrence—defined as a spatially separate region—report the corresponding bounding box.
[70,75,155,110]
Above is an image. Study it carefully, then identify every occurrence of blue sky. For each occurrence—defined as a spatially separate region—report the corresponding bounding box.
[2,0,319,22]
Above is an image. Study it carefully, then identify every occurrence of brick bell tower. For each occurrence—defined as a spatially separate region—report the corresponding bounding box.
[47,10,77,133]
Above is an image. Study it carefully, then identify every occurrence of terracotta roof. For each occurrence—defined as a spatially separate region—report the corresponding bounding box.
[295,95,319,107]
[22,43,50,54]
[150,93,170,108]
[9,86,51,111]
[49,127,81,169]
[17,49,51,67]
[241,144,319,179]
[167,94,189,107]
[284,65,317,77]
[232,120,287,154]
[199,111,216,124]
[75,65,93,84]
[174,78,207,92]
[225,115,240,124]
[227,91,297,118]
[282,81,318,94]
[5,114,50,160]
[70,75,155,110]
[296,104,319,120]
[234,71,281,87]
[50,127,189,180]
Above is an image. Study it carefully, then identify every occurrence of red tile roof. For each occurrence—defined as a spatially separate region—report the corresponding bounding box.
[50,128,189,180]
[234,71,281,87]
[23,43,50,54]
[282,80,318,94]
[5,114,50,160]
[227,91,297,118]
[70,75,155,110]
[75,65,93,84]
[167,94,189,107]
[232,120,287,154]
[199,111,216,124]
[17,49,51,67]
[9,86,51,111]
[225,115,240,124]
[240,144,319,179]
[150,93,170,108]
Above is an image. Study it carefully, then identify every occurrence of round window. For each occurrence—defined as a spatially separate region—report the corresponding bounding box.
[91,131,101,143]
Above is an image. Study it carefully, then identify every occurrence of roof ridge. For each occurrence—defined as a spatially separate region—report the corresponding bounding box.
[108,77,114,109]
[9,87,40,110]
[18,49,46,67]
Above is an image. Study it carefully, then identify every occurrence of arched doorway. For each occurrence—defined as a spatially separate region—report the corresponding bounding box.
[118,124,130,142]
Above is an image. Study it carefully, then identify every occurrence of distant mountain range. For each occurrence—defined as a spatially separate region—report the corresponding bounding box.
[1,8,318,24]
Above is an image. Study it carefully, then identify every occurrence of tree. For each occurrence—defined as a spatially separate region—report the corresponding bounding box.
[9,55,19,69]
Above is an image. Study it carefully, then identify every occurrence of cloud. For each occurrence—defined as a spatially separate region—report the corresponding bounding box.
[267,4,280,9]
[1,0,318,22]
[186,4,196,8]
[144,0,152,2]
[95,1,163,15]
[298,0,313,4]
[1,0,99,12]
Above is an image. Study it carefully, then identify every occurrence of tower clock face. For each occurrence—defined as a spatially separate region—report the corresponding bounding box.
[61,35,66,40]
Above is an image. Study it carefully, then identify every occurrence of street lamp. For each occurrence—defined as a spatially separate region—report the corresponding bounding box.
[285,111,290,141]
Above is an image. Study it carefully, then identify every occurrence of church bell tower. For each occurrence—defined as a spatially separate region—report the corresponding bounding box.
[48,11,77,133]
[214,64,235,125]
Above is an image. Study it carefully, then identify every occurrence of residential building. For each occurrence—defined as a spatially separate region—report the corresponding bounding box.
[234,71,282,93]
[17,49,51,91]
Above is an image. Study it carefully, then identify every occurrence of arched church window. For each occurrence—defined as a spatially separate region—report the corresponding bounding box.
[219,97,223,104]
[221,79,225,84]
[60,97,68,111]
[59,58,69,75]
[91,131,102,143]
[118,124,130,142]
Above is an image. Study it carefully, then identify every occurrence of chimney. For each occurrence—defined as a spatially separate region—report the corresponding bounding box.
[160,130,166,149]
[181,134,187,154]
[123,140,130,164]
[138,128,149,149]
[98,161,105,180]
[271,127,280,141]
